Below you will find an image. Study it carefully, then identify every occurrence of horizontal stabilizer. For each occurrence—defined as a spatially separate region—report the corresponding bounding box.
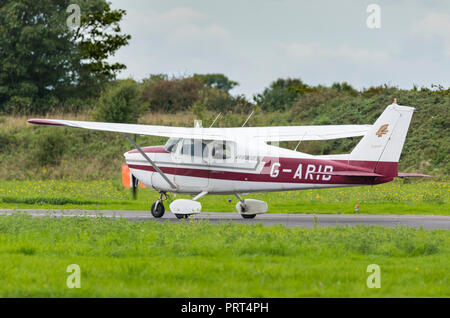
[315,171,384,177]
[397,173,432,178]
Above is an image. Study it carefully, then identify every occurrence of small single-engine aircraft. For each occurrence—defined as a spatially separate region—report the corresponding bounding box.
[28,101,429,219]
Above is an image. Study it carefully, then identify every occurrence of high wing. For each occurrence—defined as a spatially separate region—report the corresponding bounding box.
[27,119,372,142]
[250,125,372,142]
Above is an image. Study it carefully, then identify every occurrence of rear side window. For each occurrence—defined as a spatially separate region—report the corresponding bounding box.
[211,141,235,160]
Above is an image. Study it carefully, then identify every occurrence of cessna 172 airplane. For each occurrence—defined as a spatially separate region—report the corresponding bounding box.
[28,101,428,219]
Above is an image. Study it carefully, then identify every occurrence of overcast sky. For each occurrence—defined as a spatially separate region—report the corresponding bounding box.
[109,0,450,97]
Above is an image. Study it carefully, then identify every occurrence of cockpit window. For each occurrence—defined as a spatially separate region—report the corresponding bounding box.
[164,138,181,153]
[181,139,211,157]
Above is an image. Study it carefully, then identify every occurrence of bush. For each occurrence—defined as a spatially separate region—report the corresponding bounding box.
[192,73,238,92]
[141,77,202,113]
[253,78,312,111]
[93,79,141,123]
[3,96,33,114]
[33,129,66,166]
[197,88,246,113]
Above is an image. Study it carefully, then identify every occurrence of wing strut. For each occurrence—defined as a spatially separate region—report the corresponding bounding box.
[124,133,177,190]
[209,113,222,128]
[294,132,307,151]
[241,110,254,127]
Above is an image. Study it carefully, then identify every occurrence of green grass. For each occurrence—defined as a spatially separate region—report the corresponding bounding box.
[0,214,448,297]
[0,179,448,215]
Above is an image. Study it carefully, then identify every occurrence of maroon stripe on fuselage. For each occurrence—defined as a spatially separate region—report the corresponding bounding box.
[127,146,169,154]
[333,160,398,177]
[128,156,395,185]
[129,146,398,176]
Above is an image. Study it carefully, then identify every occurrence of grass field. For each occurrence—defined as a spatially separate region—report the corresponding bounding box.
[0,179,448,215]
[0,214,448,297]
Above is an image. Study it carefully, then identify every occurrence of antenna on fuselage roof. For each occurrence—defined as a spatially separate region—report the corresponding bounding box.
[241,110,254,127]
[209,112,222,128]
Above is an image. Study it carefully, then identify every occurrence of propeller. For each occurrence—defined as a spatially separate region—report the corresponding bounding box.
[131,173,137,200]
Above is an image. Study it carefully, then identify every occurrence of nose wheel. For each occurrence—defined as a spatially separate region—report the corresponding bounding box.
[151,192,168,218]
[151,201,165,218]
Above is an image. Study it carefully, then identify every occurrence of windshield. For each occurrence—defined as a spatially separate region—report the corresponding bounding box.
[164,138,181,152]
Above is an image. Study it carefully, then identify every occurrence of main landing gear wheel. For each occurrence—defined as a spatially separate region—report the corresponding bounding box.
[238,203,256,219]
[175,214,189,219]
[151,201,165,218]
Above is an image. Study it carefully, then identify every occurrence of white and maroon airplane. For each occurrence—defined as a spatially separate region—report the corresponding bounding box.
[28,101,428,219]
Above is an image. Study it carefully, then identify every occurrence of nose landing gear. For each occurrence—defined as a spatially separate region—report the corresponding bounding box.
[151,192,168,218]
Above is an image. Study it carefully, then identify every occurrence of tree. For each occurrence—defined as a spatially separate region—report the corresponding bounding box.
[193,73,238,92]
[331,82,358,96]
[140,77,202,113]
[93,79,141,123]
[73,0,131,98]
[200,87,253,113]
[0,0,130,113]
[253,78,311,111]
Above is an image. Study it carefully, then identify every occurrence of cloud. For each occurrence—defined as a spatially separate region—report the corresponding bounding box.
[152,7,206,26]
[412,12,450,57]
[110,0,450,96]
[282,43,391,64]
[137,7,231,45]
[169,22,230,44]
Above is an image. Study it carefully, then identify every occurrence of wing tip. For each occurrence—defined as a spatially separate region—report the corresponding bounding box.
[27,119,65,126]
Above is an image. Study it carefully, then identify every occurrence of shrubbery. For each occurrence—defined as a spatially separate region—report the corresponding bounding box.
[33,129,66,166]
[140,76,202,113]
[93,79,141,123]
[139,73,251,113]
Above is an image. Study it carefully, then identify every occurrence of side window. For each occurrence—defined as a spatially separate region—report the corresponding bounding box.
[200,141,211,158]
[181,139,211,158]
[211,141,235,161]
[181,139,194,156]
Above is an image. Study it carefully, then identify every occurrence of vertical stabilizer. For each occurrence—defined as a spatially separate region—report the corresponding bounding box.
[350,103,414,174]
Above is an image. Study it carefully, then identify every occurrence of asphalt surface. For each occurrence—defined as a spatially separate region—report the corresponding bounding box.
[0,209,449,229]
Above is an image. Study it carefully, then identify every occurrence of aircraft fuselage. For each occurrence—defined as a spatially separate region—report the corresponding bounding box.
[125,145,394,195]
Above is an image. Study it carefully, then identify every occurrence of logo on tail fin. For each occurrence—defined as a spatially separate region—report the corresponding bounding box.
[376,124,389,137]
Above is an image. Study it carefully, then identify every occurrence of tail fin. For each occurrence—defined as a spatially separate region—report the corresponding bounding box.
[350,102,414,174]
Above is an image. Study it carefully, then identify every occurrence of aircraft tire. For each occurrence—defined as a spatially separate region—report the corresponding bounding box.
[151,201,165,218]
[175,214,189,219]
[237,202,256,219]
